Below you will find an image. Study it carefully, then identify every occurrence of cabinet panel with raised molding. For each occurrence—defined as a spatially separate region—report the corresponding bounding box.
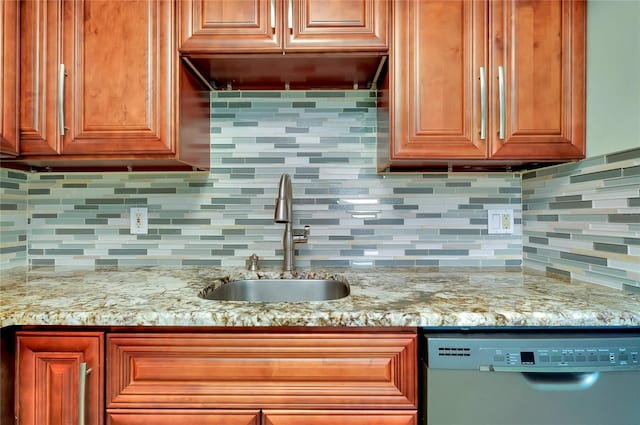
[381,0,585,170]
[16,331,104,425]
[107,331,417,409]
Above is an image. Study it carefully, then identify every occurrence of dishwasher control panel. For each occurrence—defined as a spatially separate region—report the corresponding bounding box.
[427,334,640,371]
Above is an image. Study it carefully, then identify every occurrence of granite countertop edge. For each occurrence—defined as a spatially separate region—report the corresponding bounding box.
[1,266,639,328]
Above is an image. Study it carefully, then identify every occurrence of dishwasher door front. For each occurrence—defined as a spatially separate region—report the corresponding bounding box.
[426,367,640,425]
[422,333,640,425]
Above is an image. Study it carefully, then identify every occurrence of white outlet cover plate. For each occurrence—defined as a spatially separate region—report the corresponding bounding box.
[487,209,514,234]
[130,207,148,234]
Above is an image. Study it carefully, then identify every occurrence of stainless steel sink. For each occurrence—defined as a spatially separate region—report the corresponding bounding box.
[200,278,350,302]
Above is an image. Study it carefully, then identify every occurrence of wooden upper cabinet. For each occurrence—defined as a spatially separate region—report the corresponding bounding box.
[383,0,585,169]
[19,0,173,157]
[489,0,586,160]
[286,0,388,51]
[0,0,19,157]
[390,0,487,161]
[19,0,62,156]
[11,0,210,171]
[60,0,173,155]
[179,0,388,53]
[16,331,104,425]
[179,0,283,52]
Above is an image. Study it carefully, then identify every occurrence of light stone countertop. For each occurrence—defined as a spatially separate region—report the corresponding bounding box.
[1,266,639,328]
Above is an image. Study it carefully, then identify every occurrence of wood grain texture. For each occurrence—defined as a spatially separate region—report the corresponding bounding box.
[107,331,417,409]
[286,0,388,51]
[61,0,173,155]
[19,0,62,155]
[384,0,585,169]
[107,410,260,425]
[179,0,282,52]
[0,0,19,157]
[389,0,487,161]
[263,410,417,425]
[16,331,104,425]
[489,0,585,159]
[9,0,211,171]
[179,0,388,53]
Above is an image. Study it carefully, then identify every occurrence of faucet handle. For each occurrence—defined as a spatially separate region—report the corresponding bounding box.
[293,225,310,243]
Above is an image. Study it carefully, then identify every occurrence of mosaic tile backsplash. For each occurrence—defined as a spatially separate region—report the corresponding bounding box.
[522,148,640,291]
[1,91,523,269]
[0,169,28,268]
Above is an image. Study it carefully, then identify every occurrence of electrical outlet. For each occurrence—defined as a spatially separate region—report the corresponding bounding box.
[487,209,514,234]
[130,207,148,234]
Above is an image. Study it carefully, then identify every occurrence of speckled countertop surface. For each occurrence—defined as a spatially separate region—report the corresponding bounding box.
[1,266,639,328]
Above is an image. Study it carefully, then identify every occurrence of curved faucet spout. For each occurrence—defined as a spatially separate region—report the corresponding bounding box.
[273,173,308,271]
[274,174,292,223]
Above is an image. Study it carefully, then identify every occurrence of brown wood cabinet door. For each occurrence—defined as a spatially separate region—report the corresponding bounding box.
[60,0,173,155]
[1,0,19,156]
[489,0,585,160]
[179,0,283,53]
[263,410,417,425]
[389,0,488,162]
[19,0,63,155]
[107,331,417,409]
[286,0,388,51]
[16,331,104,425]
[108,410,260,425]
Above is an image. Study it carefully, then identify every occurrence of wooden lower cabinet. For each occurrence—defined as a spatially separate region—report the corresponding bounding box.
[263,410,417,425]
[107,331,417,409]
[107,410,260,425]
[16,331,104,425]
[17,329,417,424]
[106,329,417,422]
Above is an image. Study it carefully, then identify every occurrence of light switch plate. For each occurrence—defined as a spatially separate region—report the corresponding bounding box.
[487,209,514,234]
[130,207,148,234]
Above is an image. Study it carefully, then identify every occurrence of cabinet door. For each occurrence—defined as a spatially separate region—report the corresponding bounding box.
[263,410,416,425]
[0,0,19,156]
[108,410,260,425]
[179,0,283,53]
[60,0,174,155]
[389,0,487,163]
[285,0,388,51]
[19,0,62,155]
[489,0,585,160]
[16,332,104,425]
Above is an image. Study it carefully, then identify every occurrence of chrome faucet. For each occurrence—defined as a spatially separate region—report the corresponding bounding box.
[274,173,309,271]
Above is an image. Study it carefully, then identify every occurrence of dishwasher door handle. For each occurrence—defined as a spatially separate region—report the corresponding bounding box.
[521,371,599,391]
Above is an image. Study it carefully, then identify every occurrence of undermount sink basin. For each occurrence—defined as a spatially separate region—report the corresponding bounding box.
[200,278,350,302]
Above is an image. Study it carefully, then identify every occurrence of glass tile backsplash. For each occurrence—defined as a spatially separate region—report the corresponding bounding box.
[522,147,640,291]
[0,169,28,268]
[1,91,523,269]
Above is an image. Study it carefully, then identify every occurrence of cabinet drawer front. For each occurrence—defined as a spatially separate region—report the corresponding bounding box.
[108,409,260,425]
[263,410,417,425]
[108,332,416,409]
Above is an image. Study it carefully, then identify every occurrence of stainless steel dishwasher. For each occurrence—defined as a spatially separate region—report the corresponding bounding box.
[420,330,640,425]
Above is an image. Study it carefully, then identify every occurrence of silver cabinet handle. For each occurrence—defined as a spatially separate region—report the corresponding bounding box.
[270,0,275,30]
[59,64,66,136]
[78,362,92,425]
[498,65,505,140]
[479,66,486,140]
[288,0,293,30]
